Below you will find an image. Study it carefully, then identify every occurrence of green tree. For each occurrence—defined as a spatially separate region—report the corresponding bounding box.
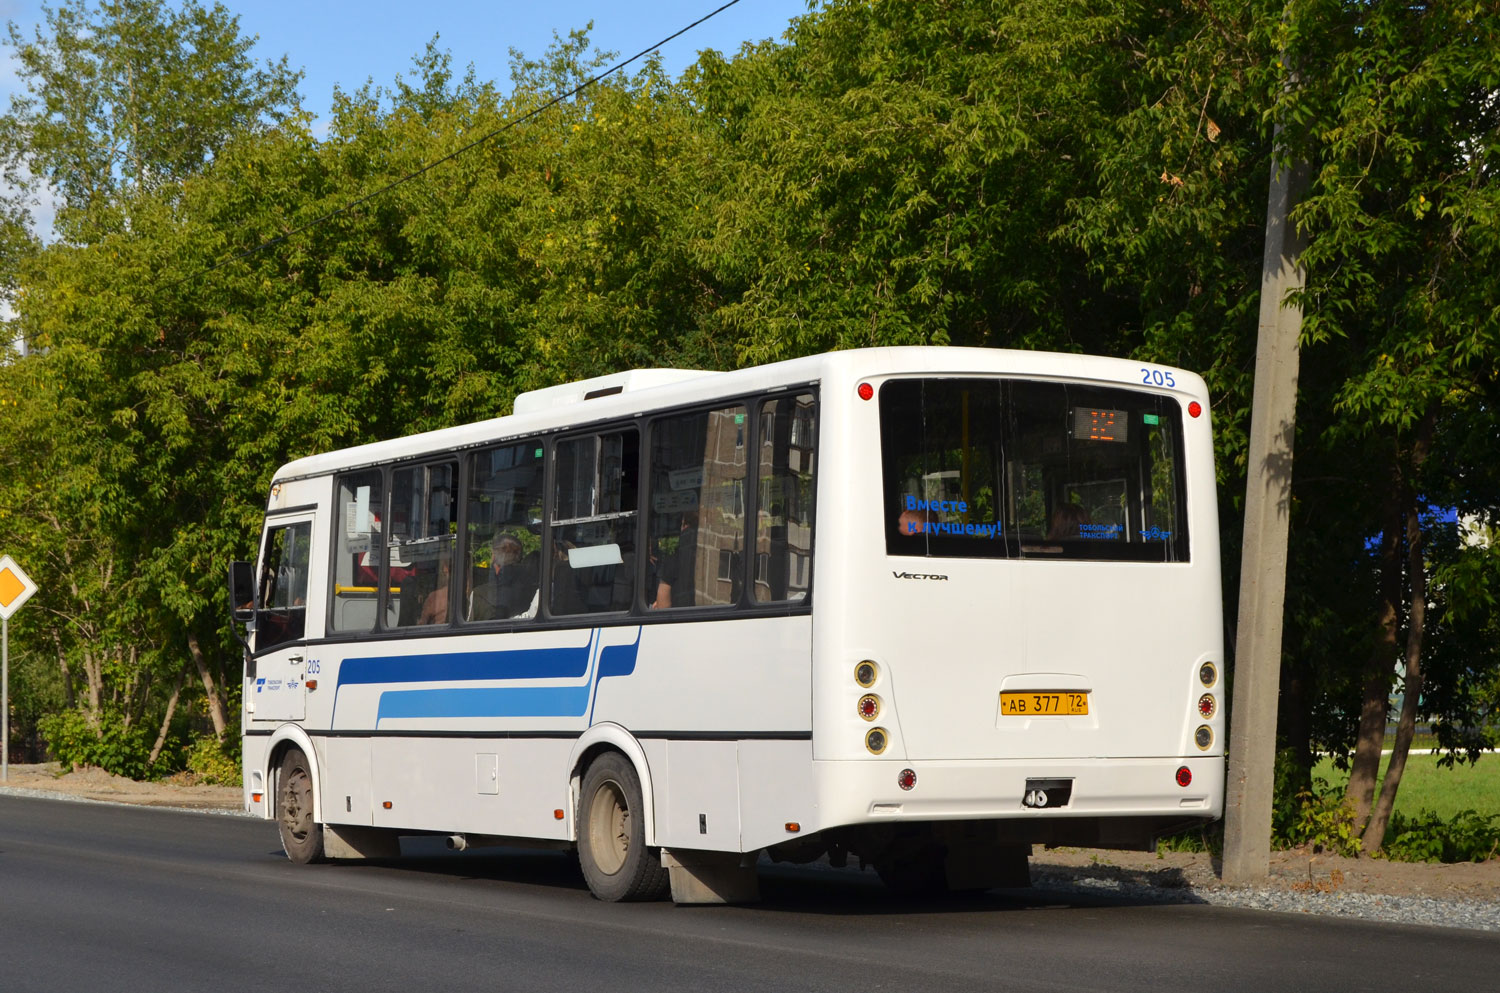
[0,0,302,240]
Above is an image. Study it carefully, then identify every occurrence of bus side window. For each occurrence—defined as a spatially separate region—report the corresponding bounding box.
[330,469,383,633]
[388,461,458,629]
[648,405,748,609]
[463,441,544,623]
[550,431,638,615]
[257,520,311,651]
[754,394,815,602]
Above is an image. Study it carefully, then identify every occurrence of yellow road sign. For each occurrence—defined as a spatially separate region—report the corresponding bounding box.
[0,555,37,620]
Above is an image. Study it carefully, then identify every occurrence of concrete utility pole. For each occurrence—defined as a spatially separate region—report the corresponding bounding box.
[1221,140,1308,884]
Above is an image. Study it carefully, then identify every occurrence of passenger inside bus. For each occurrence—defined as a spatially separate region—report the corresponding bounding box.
[418,556,451,625]
[1047,501,1091,540]
[652,510,700,608]
[470,532,539,620]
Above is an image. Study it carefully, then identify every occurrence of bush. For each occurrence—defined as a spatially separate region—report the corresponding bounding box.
[184,734,242,786]
[1381,808,1500,863]
[38,708,151,780]
[1267,747,1362,856]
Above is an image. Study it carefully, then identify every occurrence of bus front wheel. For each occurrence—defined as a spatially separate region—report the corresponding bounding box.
[577,753,668,902]
[277,747,326,864]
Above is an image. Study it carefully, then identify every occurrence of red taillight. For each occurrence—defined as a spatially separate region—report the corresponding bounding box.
[857,694,880,720]
[897,769,917,791]
[1188,401,1202,418]
[857,382,874,401]
[1176,766,1192,787]
[1198,694,1216,718]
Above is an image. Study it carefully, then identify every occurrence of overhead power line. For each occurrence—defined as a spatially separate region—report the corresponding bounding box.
[180,0,746,287]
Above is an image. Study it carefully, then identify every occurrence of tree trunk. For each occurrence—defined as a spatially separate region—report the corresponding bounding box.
[1279,653,1313,793]
[1346,465,1404,830]
[1361,413,1435,853]
[82,647,103,722]
[50,628,75,709]
[147,672,186,768]
[188,631,227,742]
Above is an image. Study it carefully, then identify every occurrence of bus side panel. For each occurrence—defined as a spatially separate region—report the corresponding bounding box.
[590,616,811,734]
[655,740,741,851]
[359,736,574,841]
[319,736,374,827]
[738,739,817,851]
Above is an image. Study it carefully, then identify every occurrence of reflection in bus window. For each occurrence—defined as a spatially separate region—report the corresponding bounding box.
[755,393,816,602]
[649,405,747,609]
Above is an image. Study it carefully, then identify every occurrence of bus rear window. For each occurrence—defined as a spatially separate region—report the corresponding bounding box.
[880,378,1188,562]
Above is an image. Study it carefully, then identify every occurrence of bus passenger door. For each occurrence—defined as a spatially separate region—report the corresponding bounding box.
[249,516,314,723]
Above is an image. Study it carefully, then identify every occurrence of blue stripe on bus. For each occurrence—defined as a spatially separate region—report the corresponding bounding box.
[337,643,592,687]
[376,685,592,722]
[330,628,645,726]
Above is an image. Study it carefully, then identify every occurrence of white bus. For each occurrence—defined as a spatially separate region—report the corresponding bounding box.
[229,346,1224,903]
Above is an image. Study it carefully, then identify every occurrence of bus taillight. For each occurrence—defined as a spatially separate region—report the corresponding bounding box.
[1176,766,1192,787]
[897,769,916,791]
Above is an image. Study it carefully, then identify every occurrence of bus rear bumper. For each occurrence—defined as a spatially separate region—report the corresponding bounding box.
[812,755,1224,832]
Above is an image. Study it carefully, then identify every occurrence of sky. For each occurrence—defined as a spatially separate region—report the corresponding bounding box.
[0,0,812,128]
[0,0,809,240]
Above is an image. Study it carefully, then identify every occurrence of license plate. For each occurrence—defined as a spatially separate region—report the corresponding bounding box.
[1000,691,1089,716]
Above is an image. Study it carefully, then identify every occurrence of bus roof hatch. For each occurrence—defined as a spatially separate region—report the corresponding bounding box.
[512,368,717,415]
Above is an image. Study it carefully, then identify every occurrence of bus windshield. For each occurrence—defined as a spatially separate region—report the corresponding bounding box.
[880,377,1188,562]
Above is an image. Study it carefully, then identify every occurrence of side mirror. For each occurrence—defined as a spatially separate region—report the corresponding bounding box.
[228,561,254,625]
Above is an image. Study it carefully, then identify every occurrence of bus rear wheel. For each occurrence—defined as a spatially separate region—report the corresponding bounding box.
[577,753,668,902]
[277,747,325,864]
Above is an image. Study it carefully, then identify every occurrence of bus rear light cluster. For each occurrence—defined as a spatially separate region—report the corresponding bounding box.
[1194,726,1213,750]
[865,728,889,754]
[1197,694,1216,719]
[857,694,880,721]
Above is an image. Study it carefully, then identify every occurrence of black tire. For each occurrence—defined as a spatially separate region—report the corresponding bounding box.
[576,752,668,902]
[277,747,325,864]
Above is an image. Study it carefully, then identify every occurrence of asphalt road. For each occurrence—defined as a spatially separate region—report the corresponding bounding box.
[2,794,1497,993]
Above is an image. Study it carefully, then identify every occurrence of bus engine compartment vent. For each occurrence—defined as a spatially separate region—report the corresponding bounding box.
[1021,778,1074,809]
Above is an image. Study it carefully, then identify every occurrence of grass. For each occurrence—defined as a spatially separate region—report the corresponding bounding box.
[1311,751,1500,821]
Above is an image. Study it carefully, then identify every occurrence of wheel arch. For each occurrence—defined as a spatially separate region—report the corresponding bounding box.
[567,723,658,846]
[265,725,322,824]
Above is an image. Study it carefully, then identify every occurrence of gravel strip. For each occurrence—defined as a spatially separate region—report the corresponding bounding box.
[0,783,253,816]
[1028,866,1500,932]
